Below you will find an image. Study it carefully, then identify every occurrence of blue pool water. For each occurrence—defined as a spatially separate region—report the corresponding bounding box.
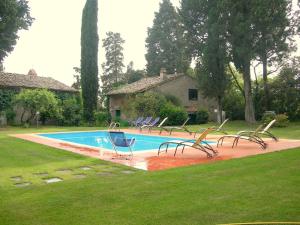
[38,131,213,152]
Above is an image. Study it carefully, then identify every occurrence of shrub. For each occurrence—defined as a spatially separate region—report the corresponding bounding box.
[164,94,181,106]
[195,109,209,124]
[274,114,289,127]
[159,102,188,126]
[133,91,167,117]
[95,111,110,126]
[60,98,82,126]
[261,111,276,124]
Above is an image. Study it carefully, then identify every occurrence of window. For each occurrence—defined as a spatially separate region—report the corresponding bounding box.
[188,89,198,101]
[115,110,121,118]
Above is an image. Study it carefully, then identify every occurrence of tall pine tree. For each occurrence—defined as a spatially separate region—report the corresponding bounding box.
[101,31,125,96]
[81,0,99,122]
[145,0,190,76]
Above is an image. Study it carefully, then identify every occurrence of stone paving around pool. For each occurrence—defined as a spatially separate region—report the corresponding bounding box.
[12,129,300,171]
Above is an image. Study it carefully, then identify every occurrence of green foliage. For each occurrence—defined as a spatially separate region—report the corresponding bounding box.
[261,111,276,124]
[164,94,181,106]
[0,89,17,112]
[81,0,99,122]
[94,111,110,126]
[59,97,82,126]
[274,114,289,127]
[14,89,60,124]
[125,62,145,84]
[159,102,188,126]
[101,32,125,94]
[133,92,167,117]
[269,60,300,121]
[146,0,190,75]
[195,109,209,124]
[0,0,34,62]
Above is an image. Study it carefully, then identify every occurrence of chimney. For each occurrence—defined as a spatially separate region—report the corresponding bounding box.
[160,68,167,80]
[28,69,37,76]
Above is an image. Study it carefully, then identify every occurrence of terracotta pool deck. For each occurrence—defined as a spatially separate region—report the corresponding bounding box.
[12,129,300,171]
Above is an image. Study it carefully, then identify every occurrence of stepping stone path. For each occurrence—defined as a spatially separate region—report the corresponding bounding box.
[73,174,87,179]
[120,170,135,174]
[97,172,114,176]
[33,172,48,176]
[14,182,31,187]
[80,166,92,171]
[56,168,72,173]
[44,177,63,184]
[10,176,22,182]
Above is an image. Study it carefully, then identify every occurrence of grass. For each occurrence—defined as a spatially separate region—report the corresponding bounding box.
[0,123,299,225]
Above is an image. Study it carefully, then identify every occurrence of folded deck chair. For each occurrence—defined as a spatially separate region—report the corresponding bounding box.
[217,124,267,149]
[139,117,160,132]
[108,131,135,159]
[158,127,217,157]
[237,119,278,141]
[194,118,229,137]
[159,117,192,135]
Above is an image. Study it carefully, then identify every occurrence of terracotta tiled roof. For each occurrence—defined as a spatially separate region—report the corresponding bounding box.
[107,73,184,95]
[0,72,77,92]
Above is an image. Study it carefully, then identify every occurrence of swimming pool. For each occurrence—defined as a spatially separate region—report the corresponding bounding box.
[38,131,214,153]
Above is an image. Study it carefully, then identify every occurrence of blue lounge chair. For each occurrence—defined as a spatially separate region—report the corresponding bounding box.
[108,131,135,159]
[140,117,160,132]
[137,116,152,127]
[131,117,144,127]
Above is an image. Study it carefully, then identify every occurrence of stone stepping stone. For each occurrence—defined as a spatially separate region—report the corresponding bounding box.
[56,168,73,173]
[14,182,31,187]
[44,177,63,184]
[79,166,92,171]
[97,172,114,176]
[10,176,22,181]
[33,172,48,176]
[120,170,135,174]
[73,173,87,179]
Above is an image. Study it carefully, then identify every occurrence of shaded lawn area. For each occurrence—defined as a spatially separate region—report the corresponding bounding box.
[0,125,299,225]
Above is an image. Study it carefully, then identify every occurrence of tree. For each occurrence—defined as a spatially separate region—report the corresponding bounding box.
[252,0,297,110]
[71,67,81,90]
[101,31,125,95]
[14,89,60,124]
[181,0,229,123]
[145,0,190,76]
[125,61,145,84]
[0,0,33,63]
[81,0,99,122]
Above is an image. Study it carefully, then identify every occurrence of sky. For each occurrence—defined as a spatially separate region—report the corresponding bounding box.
[3,0,180,86]
[3,0,299,86]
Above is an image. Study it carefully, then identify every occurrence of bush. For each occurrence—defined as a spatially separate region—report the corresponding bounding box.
[195,109,209,124]
[274,114,289,127]
[95,111,110,126]
[60,98,82,126]
[164,94,181,106]
[133,91,167,117]
[159,102,188,126]
[261,111,276,124]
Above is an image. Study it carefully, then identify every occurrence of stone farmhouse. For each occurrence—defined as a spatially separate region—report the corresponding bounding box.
[107,69,218,122]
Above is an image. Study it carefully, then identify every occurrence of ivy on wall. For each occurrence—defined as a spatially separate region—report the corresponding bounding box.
[0,89,18,112]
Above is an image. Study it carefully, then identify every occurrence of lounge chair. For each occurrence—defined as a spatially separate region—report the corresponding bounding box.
[108,131,135,159]
[139,117,160,132]
[137,116,153,127]
[108,121,120,130]
[194,118,229,137]
[159,117,192,135]
[237,119,278,141]
[158,127,217,157]
[217,124,267,149]
[131,117,144,127]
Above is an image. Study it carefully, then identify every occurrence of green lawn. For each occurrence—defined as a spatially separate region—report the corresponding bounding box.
[0,124,299,225]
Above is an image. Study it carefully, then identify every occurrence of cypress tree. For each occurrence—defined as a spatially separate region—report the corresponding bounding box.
[81,0,99,122]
